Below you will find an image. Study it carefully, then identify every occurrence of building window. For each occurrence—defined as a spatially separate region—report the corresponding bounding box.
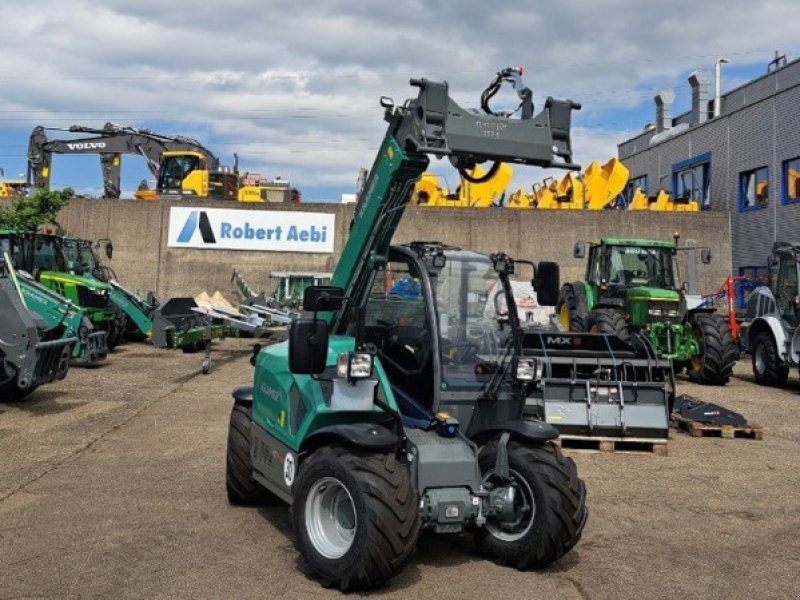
[622,175,647,207]
[739,166,769,211]
[782,157,800,204]
[672,153,711,209]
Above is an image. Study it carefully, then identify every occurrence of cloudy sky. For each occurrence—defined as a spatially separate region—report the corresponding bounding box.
[1,0,798,200]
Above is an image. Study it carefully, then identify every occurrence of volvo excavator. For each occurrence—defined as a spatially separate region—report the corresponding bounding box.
[27,122,291,202]
[26,122,220,199]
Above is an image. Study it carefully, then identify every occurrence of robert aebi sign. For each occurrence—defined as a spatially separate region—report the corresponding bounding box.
[167,207,335,253]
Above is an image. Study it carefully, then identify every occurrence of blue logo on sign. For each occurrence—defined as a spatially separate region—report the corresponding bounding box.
[176,211,216,244]
[177,211,198,243]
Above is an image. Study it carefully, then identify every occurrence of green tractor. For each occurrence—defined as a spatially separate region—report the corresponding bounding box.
[557,237,738,385]
[225,69,589,589]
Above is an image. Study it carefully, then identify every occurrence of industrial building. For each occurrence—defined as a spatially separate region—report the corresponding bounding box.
[618,54,800,279]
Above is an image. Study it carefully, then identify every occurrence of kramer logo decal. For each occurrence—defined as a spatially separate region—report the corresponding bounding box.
[168,207,335,253]
[66,142,107,150]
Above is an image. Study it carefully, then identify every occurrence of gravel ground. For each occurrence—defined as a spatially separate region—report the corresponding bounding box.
[1,340,798,600]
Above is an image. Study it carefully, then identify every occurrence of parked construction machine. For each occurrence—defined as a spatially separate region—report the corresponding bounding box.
[26,122,222,199]
[0,230,121,354]
[741,241,800,386]
[558,237,738,384]
[1,255,75,401]
[220,67,674,590]
[0,168,27,198]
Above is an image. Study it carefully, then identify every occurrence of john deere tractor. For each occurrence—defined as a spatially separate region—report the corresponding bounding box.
[558,237,738,385]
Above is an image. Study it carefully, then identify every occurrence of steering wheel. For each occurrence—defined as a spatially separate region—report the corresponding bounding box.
[380,325,431,375]
[441,340,482,365]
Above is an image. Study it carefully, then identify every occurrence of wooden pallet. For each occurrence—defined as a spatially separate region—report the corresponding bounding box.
[671,413,763,440]
[556,435,668,456]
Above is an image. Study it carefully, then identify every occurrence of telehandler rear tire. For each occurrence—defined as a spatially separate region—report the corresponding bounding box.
[687,313,738,385]
[225,402,273,505]
[475,439,588,569]
[292,445,420,591]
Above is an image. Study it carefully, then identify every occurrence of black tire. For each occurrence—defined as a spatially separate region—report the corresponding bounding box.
[587,307,629,341]
[225,403,273,505]
[474,439,587,569]
[556,283,589,331]
[687,313,739,385]
[292,445,420,591]
[0,377,37,402]
[751,329,789,387]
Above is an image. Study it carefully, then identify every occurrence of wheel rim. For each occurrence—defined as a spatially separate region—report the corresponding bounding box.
[558,304,571,330]
[483,468,536,542]
[754,343,766,376]
[589,324,600,334]
[305,477,357,559]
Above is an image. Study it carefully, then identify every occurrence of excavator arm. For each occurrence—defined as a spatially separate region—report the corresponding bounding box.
[27,123,220,198]
[331,72,580,331]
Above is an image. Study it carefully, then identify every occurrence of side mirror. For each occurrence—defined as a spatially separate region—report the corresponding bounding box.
[288,318,329,374]
[573,242,586,259]
[700,248,711,264]
[533,261,560,306]
[302,285,345,312]
[105,241,113,260]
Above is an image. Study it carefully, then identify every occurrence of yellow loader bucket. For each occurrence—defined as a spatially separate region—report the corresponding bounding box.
[584,158,629,210]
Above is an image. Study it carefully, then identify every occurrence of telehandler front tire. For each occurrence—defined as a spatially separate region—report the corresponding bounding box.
[225,402,273,505]
[475,439,588,569]
[292,445,420,591]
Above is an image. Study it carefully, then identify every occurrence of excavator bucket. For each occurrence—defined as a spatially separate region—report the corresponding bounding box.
[522,331,673,438]
[551,172,584,209]
[584,158,629,210]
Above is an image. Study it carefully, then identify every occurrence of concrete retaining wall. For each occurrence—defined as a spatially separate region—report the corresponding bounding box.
[54,199,732,299]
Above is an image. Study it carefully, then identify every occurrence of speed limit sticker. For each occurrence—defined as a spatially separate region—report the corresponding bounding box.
[283,452,296,487]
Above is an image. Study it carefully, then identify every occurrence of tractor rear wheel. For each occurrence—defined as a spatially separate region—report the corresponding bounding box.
[587,307,629,341]
[475,439,587,569]
[688,314,738,385]
[556,283,588,331]
[292,445,420,591]
[225,402,273,505]
[751,330,789,387]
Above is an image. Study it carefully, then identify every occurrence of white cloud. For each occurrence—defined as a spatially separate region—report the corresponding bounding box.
[2,0,798,196]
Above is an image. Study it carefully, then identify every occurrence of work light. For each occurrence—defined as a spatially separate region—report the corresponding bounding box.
[337,352,373,380]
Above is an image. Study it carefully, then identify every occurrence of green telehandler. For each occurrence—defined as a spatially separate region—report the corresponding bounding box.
[558,237,738,384]
[224,67,597,590]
